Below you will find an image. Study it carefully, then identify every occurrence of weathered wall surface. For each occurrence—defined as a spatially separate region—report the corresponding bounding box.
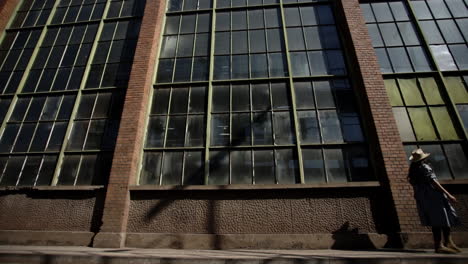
[128,188,389,235]
[0,190,104,231]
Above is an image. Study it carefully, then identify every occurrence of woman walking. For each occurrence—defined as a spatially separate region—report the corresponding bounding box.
[408,148,461,254]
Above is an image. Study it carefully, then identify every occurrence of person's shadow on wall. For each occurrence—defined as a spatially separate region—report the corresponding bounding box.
[331,222,376,250]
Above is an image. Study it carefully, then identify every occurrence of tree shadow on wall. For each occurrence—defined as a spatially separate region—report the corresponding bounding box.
[144,112,273,249]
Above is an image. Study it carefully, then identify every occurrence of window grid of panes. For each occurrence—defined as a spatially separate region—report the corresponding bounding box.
[0,0,145,187]
[11,0,56,28]
[51,0,107,24]
[411,0,468,71]
[142,0,373,186]
[157,12,211,83]
[360,1,433,73]
[361,0,468,179]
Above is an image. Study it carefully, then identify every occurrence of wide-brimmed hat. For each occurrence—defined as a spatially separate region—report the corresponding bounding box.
[409,148,430,163]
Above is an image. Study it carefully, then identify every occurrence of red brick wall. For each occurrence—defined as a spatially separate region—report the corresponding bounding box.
[0,0,20,33]
[337,0,421,233]
[97,0,167,235]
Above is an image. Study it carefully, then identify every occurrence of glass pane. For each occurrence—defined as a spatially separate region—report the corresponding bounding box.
[389,1,409,21]
[0,156,26,186]
[412,0,432,19]
[215,32,230,54]
[76,93,96,119]
[430,107,459,140]
[398,78,424,106]
[294,81,314,109]
[419,77,443,105]
[438,20,464,43]
[174,58,192,82]
[319,110,343,143]
[302,148,325,183]
[232,31,247,54]
[10,98,30,122]
[211,114,229,146]
[170,87,189,114]
[379,23,403,46]
[408,107,438,141]
[340,112,364,142]
[75,154,98,185]
[151,88,170,114]
[249,30,266,53]
[186,115,205,147]
[156,59,174,82]
[267,28,284,52]
[84,119,106,150]
[457,105,468,132]
[298,111,320,143]
[407,47,431,72]
[183,151,204,185]
[231,150,252,184]
[160,36,177,58]
[30,122,53,152]
[146,116,166,147]
[17,156,41,186]
[165,116,186,147]
[213,56,230,80]
[285,7,301,26]
[57,155,80,185]
[366,24,383,47]
[161,152,183,185]
[251,83,270,110]
[449,44,468,70]
[420,21,444,44]
[232,84,250,111]
[232,55,249,79]
[40,96,61,120]
[384,79,403,106]
[276,149,298,184]
[209,151,229,185]
[387,47,412,73]
[13,123,36,152]
[423,144,451,180]
[392,107,416,141]
[212,85,230,112]
[308,51,327,75]
[271,82,289,110]
[345,146,372,181]
[445,77,468,104]
[290,52,310,76]
[46,122,67,151]
[189,86,206,113]
[315,81,335,108]
[324,148,347,182]
[35,155,57,186]
[375,48,392,73]
[250,54,267,78]
[268,53,288,77]
[232,11,247,30]
[430,45,457,71]
[371,2,393,22]
[140,152,162,185]
[444,144,468,179]
[253,150,275,184]
[231,113,251,146]
[287,28,305,51]
[253,112,272,145]
[273,112,295,145]
[248,9,264,29]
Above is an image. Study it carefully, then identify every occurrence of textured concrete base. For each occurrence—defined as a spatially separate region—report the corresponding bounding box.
[125,233,389,249]
[0,230,94,246]
[401,232,468,249]
[0,246,467,264]
[92,232,126,248]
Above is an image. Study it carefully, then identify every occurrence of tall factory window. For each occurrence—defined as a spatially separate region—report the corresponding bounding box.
[142,0,373,185]
[0,0,145,186]
[361,0,468,179]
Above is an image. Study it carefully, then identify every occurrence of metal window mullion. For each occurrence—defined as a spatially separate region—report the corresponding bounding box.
[228,84,232,184]
[279,0,305,184]
[51,0,113,186]
[13,154,28,187]
[32,154,47,186]
[405,0,468,141]
[72,154,84,186]
[162,88,173,148]
[204,2,217,184]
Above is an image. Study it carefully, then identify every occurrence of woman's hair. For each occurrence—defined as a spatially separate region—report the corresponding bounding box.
[407,159,432,185]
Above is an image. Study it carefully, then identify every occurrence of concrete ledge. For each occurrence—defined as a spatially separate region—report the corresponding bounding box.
[93,232,126,248]
[401,232,468,249]
[125,233,389,249]
[0,230,94,246]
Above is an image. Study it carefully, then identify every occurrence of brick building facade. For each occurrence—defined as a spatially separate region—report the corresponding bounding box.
[0,0,467,249]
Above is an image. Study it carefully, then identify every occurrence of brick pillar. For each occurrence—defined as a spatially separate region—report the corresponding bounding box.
[337,0,420,236]
[93,0,166,248]
[0,0,20,33]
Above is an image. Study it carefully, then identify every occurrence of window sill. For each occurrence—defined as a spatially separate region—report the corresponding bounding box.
[129,181,381,191]
[0,185,105,191]
[439,179,468,185]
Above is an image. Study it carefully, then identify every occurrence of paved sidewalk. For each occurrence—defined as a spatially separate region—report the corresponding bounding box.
[0,245,467,264]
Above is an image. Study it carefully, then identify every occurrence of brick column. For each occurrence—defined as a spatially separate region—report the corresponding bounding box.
[93,0,166,248]
[0,0,20,33]
[337,0,420,236]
